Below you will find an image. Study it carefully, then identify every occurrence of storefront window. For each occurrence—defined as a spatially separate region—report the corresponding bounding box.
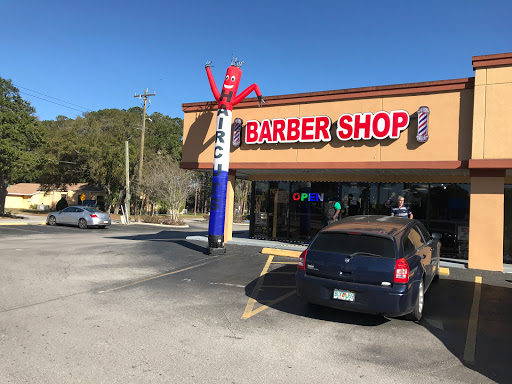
[375,183,405,215]
[289,182,323,242]
[427,183,470,259]
[251,182,269,238]
[250,181,471,259]
[504,185,512,264]
[268,182,290,240]
[404,183,429,220]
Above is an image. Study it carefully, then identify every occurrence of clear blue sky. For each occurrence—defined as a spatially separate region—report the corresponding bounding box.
[1,0,511,121]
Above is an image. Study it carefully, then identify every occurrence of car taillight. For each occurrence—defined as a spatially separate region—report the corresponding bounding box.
[297,250,307,271]
[394,257,409,283]
[90,214,98,218]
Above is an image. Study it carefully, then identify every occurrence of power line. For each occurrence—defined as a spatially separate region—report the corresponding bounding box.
[18,91,87,114]
[14,84,93,112]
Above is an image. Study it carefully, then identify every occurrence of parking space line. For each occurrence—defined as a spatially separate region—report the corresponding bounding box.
[242,254,297,319]
[463,275,482,364]
[271,261,297,265]
[98,258,218,294]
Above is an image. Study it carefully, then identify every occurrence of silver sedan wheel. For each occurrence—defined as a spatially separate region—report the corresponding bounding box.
[78,218,88,229]
[48,216,57,226]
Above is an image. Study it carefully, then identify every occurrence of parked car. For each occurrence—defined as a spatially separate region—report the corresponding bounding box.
[46,206,111,229]
[296,215,441,321]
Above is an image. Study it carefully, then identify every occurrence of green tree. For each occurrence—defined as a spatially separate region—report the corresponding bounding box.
[38,107,184,213]
[0,77,44,214]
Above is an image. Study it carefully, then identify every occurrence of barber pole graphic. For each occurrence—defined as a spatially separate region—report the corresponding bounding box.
[416,106,430,143]
[233,118,242,147]
[205,58,265,254]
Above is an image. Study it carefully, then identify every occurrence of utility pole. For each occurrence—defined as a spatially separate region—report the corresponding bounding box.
[125,140,131,224]
[133,88,156,222]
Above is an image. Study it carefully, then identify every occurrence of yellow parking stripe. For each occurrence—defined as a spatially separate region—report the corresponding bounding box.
[271,261,298,265]
[463,276,482,364]
[242,255,274,319]
[242,253,298,319]
[261,248,302,258]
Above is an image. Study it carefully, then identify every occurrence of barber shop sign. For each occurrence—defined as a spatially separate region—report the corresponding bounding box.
[244,108,429,144]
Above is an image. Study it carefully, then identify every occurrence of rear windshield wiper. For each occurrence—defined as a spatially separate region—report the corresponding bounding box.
[348,252,383,258]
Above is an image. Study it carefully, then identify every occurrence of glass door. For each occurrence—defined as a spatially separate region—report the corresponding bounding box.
[268,182,290,240]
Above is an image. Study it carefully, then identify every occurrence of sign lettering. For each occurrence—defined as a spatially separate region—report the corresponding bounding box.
[245,110,410,144]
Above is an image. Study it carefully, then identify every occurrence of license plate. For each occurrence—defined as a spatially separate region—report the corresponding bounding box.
[333,289,355,302]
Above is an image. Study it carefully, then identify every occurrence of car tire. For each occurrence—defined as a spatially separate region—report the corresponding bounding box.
[78,218,88,229]
[408,279,424,322]
[47,216,57,226]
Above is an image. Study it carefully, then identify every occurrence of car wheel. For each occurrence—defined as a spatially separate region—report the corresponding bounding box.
[47,216,57,226]
[78,218,88,229]
[408,279,424,321]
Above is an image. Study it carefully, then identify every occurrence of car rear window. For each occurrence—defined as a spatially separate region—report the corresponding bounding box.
[84,208,100,213]
[309,232,396,259]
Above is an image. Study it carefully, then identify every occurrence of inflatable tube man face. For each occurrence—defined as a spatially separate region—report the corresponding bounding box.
[219,66,242,110]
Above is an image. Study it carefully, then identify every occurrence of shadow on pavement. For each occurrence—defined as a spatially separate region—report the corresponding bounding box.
[108,230,210,253]
[422,278,512,384]
[244,262,512,382]
[244,264,388,326]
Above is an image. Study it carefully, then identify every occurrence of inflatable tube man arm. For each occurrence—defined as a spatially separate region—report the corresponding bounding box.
[205,61,220,102]
[233,84,266,107]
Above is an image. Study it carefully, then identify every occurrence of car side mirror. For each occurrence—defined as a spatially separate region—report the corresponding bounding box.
[432,232,442,240]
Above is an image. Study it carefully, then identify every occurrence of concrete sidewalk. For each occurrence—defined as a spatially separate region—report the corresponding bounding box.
[0,214,46,225]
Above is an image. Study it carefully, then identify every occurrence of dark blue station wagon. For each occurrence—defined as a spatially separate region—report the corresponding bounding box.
[296,215,441,321]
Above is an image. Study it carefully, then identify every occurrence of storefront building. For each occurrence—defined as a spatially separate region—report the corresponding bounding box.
[181,52,512,272]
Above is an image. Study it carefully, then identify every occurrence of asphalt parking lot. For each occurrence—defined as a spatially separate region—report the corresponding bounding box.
[0,221,511,383]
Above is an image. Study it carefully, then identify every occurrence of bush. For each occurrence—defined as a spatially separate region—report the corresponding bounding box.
[140,215,186,226]
[56,197,68,211]
[233,215,250,223]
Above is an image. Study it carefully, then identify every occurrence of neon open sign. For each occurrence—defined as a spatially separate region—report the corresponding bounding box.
[245,110,410,144]
[292,193,325,202]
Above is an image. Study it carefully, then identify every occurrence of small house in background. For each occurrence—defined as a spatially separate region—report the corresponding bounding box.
[6,183,106,211]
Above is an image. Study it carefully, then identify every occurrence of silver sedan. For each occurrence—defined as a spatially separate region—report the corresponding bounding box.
[46,206,111,229]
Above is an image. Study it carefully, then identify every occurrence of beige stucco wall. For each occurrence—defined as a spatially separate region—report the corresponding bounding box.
[5,190,105,210]
[183,89,474,165]
[468,176,504,271]
[472,66,512,159]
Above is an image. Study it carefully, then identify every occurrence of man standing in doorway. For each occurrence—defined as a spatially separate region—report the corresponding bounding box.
[390,196,413,218]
